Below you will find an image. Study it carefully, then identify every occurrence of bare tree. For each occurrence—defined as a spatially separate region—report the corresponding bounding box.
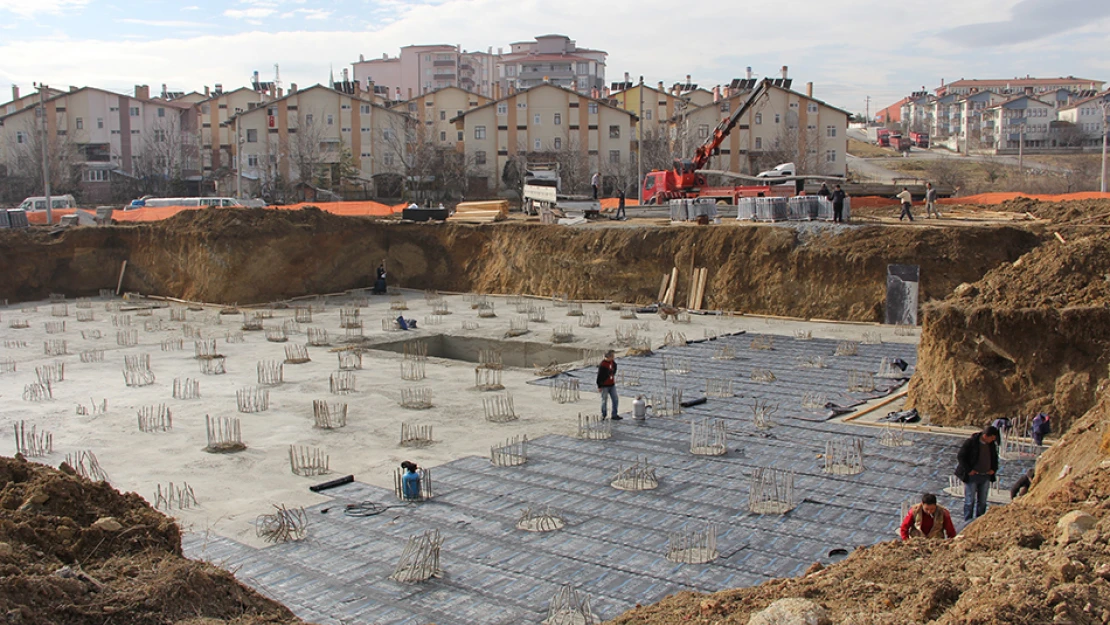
[1,119,81,204]
[551,135,590,196]
[288,109,328,186]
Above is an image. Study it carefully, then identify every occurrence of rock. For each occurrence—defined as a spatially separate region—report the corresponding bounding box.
[1047,556,1081,582]
[56,526,74,540]
[804,562,824,576]
[92,517,123,532]
[28,493,48,505]
[1058,465,1072,480]
[748,598,831,625]
[954,283,978,298]
[1016,530,1045,549]
[1097,563,1110,581]
[1057,511,1096,544]
[0,542,12,557]
[57,462,75,475]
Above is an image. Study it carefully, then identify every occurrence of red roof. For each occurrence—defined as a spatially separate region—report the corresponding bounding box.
[947,77,1102,88]
[506,54,590,63]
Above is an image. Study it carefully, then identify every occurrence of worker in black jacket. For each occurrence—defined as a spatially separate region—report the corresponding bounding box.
[597,350,621,421]
[954,425,1000,521]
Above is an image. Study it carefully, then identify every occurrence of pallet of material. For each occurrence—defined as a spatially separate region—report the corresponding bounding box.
[447,200,509,223]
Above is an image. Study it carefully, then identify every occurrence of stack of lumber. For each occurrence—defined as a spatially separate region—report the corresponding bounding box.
[447,200,509,223]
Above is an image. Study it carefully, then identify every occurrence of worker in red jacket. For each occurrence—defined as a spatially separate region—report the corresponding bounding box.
[900,493,957,540]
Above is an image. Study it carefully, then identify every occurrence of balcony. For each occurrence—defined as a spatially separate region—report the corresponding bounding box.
[433,73,456,81]
[433,60,456,67]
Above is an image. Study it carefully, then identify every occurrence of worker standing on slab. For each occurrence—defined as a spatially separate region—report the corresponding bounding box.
[924,182,941,219]
[591,172,600,200]
[400,461,422,500]
[372,261,387,294]
[817,182,831,200]
[831,184,847,223]
[615,188,627,220]
[954,425,1000,521]
[896,187,915,222]
[899,493,957,540]
[1032,413,1051,446]
[597,350,621,421]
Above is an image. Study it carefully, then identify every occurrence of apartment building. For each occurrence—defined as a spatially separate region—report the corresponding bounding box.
[1054,92,1109,147]
[399,87,491,147]
[0,85,198,202]
[229,84,409,195]
[2,85,66,116]
[676,82,849,177]
[938,76,1104,97]
[497,35,606,95]
[451,83,636,195]
[979,95,1056,151]
[958,91,1007,151]
[900,92,934,133]
[352,45,498,100]
[193,86,273,181]
[929,93,962,138]
[608,81,697,132]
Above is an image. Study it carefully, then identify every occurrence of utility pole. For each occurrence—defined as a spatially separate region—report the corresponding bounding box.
[235,121,243,200]
[865,96,871,123]
[1100,101,1108,194]
[1018,123,1025,172]
[36,83,53,225]
[637,75,643,202]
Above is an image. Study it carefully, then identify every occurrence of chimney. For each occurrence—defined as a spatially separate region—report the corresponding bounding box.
[290,83,297,94]
[204,86,210,97]
[359,54,365,62]
[161,83,167,98]
[342,68,349,82]
[277,87,284,98]
[686,74,691,86]
[746,66,752,80]
[135,84,150,100]
[603,86,610,97]
[69,85,78,92]
[215,83,223,94]
[11,85,18,101]
[713,86,720,102]
[781,66,788,80]
[353,80,361,96]
[624,72,630,83]
[365,80,373,95]
[383,53,388,59]
[658,81,664,91]
[407,87,413,99]
[395,86,401,100]
[941,78,945,87]
[806,82,813,98]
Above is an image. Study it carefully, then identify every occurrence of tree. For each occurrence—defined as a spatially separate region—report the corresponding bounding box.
[114,115,198,200]
[550,135,590,197]
[1,119,81,204]
[288,109,327,187]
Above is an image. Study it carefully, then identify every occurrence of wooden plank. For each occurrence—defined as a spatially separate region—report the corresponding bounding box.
[664,267,679,306]
[657,274,669,303]
[694,267,707,311]
[116,260,128,296]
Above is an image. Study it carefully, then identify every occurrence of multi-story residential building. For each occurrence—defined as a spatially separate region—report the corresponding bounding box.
[1055,92,1110,148]
[399,87,491,147]
[929,93,962,138]
[497,35,606,95]
[0,85,198,202]
[229,84,409,197]
[352,45,498,100]
[451,83,635,195]
[608,80,698,133]
[875,98,906,125]
[979,95,1056,151]
[900,92,934,133]
[192,85,274,187]
[2,85,66,116]
[668,81,847,178]
[938,76,1104,97]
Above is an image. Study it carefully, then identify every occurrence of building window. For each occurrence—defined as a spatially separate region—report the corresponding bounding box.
[361,105,371,114]
[129,106,139,116]
[247,154,259,167]
[755,113,762,125]
[826,149,837,163]
[517,101,527,109]
[554,113,561,125]
[440,110,446,121]
[246,128,258,143]
[326,114,334,126]
[577,62,589,75]
[720,101,730,113]
[807,103,818,113]
[154,129,166,142]
[458,131,463,141]
[305,114,314,125]
[475,150,486,165]
[157,107,165,118]
[497,103,508,115]
[609,125,620,138]
[475,125,486,139]
[774,114,780,124]
[75,118,83,130]
[85,170,109,182]
[201,104,210,114]
[755,137,762,149]
[698,124,709,139]
[609,150,620,163]
[97,118,104,129]
[440,131,446,141]
[645,109,652,121]
[384,153,395,166]
[554,137,562,149]
[534,138,542,151]
[826,125,837,137]
[534,113,541,125]
[588,102,598,115]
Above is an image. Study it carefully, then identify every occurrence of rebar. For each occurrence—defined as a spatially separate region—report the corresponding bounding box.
[65,450,109,482]
[121,368,155,387]
[794,330,813,341]
[824,438,865,475]
[560,301,583,317]
[289,445,330,476]
[876,357,908,379]
[36,362,65,384]
[330,371,356,394]
[22,381,53,401]
[483,393,518,423]
[945,475,1010,503]
[49,293,65,303]
[44,339,68,356]
[802,391,828,409]
[667,522,719,564]
[0,358,15,373]
[462,366,502,393]
[619,306,638,320]
[663,331,687,347]
[104,301,121,312]
[750,335,775,350]
[75,297,92,309]
[237,387,270,413]
[204,415,244,452]
[712,343,736,360]
[306,327,329,346]
[400,387,433,409]
[333,350,362,371]
[880,423,913,448]
[491,435,528,467]
[264,326,288,343]
[611,457,658,491]
[154,482,198,511]
[198,356,226,375]
[431,300,451,316]
[312,400,348,429]
[394,466,433,501]
[401,360,426,381]
[160,338,183,351]
[182,323,203,339]
[576,413,612,440]
[51,303,68,317]
[478,348,502,370]
[257,361,284,386]
[514,300,531,314]
[241,313,263,331]
[13,421,53,456]
[690,418,728,456]
[477,302,496,318]
[578,311,600,328]
[75,398,108,416]
[612,325,638,348]
[169,308,188,322]
[523,305,545,324]
[796,354,828,369]
[894,324,916,336]
[751,399,778,430]
[549,378,580,403]
[116,329,138,347]
[293,307,312,323]
[224,331,244,344]
[3,340,27,348]
[173,378,200,400]
[123,354,150,371]
[749,467,795,514]
[546,585,598,625]
[835,341,860,356]
[425,289,440,302]
[703,328,718,341]
[750,368,777,383]
[137,404,173,432]
[861,331,883,345]
[112,314,131,327]
[516,505,565,532]
[705,378,733,398]
[190,339,216,360]
[400,422,434,446]
[506,316,529,337]
[256,504,308,543]
[9,318,30,329]
[135,307,154,317]
[551,293,568,308]
[847,370,876,392]
[651,388,684,417]
[461,320,480,330]
[616,370,640,386]
[551,324,575,344]
[76,310,95,323]
[44,321,66,334]
[403,341,427,362]
[389,529,442,583]
[1000,415,1038,460]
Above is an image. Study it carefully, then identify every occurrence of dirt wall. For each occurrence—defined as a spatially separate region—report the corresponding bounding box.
[0,208,1039,323]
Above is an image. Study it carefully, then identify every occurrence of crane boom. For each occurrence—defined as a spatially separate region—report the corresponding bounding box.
[690,79,770,171]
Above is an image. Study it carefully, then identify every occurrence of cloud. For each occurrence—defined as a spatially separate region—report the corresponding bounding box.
[224,7,277,19]
[281,8,331,20]
[0,0,88,18]
[939,0,1110,47]
[182,5,200,10]
[119,18,211,28]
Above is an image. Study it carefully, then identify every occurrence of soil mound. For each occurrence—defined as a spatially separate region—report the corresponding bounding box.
[0,455,303,625]
[994,197,1110,226]
[607,396,1110,625]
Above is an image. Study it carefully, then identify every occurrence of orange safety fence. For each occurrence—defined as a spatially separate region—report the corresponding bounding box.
[97,201,407,223]
[25,209,77,225]
[599,197,640,211]
[849,191,1110,209]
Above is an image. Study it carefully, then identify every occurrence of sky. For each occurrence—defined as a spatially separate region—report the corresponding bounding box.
[1,0,1109,115]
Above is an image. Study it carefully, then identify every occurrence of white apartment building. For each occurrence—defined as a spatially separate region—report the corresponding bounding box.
[497,35,607,96]
[979,95,1056,151]
[1056,93,1110,147]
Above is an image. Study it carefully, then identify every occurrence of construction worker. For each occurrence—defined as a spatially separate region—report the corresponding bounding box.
[925,182,941,218]
[899,493,957,540]
[831,185,847,223]
[597,350,621,420]
[401,461,422,500]
[896,187,914,221]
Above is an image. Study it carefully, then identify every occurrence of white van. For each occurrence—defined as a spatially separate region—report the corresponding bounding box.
[130,197,243,209]
[19,195,77,211]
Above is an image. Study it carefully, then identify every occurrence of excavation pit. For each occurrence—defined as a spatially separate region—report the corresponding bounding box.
[368,334,584,369]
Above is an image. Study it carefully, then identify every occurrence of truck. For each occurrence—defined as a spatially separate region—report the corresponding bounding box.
[890,134,912,153]
[876,128,892,147]
[909,132,930,148]
[521,163,601,219]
